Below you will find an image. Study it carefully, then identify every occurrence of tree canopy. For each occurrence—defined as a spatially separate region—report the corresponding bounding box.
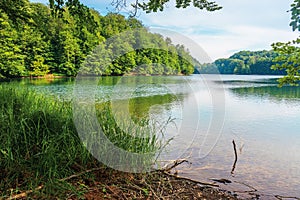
[197,50,286,76]
[0,0,196,78]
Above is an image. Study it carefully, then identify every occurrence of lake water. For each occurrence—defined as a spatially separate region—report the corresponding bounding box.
[5,75,300,198]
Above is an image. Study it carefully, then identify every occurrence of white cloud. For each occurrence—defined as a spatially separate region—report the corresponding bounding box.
[138,0,299,60]
[139,0,294,29]
[187,25,299,60]
[30,0,48,4]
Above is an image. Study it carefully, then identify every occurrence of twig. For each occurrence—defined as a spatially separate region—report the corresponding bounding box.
[6,185,44,200]
[231,139,238,175]
[105,185,123,199]
[60,167,105,181]
[143,180,160,199]
[233,181,257,192]
[125,182,157,199]
[159,159,190,172]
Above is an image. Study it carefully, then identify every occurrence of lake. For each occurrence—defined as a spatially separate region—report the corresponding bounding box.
[4,75,300,198]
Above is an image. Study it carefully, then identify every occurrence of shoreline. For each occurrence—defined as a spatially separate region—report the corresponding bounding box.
[6,167,240,200]
[6,165,300,200]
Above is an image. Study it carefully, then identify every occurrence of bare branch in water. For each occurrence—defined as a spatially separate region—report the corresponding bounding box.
[231,139,238,175]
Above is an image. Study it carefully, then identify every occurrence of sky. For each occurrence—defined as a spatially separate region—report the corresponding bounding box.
[31,0,299,61]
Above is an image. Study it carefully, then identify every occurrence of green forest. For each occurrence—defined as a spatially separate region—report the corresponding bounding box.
[196,50,287,75]
[0,0,195,78]
[1,0,299,79]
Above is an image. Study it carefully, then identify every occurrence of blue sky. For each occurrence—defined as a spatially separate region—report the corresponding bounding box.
[31,0,299,61]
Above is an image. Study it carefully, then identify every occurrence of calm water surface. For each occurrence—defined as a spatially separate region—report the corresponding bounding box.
[6,75,300,198]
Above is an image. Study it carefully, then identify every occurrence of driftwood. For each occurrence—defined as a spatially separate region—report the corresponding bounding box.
[156,158,219,187]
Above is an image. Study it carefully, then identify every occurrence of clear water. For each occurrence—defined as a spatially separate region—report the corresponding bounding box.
[5,75,300,198]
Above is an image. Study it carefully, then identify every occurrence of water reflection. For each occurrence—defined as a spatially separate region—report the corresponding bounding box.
[129,94,180,119]
[0,77,74,86]
[231,85,300,103]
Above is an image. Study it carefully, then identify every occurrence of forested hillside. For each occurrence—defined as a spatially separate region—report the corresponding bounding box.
[0,0,195,78]
[197,50,287,75]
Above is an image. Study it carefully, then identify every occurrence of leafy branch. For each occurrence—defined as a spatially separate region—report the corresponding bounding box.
[271,0,300,86]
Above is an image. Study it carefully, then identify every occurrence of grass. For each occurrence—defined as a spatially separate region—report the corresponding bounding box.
[96,102,159,154]
[0,84,161,198]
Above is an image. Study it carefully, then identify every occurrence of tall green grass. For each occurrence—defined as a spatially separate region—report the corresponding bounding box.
[96,102,159,154]
[0,85,160,197]
[0,85,92,195]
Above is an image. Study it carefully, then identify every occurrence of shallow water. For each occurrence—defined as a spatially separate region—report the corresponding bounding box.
[5,75,300,197]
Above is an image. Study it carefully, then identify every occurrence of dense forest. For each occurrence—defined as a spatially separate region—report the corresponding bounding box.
[197,50,287,75]
[0,0,195,78]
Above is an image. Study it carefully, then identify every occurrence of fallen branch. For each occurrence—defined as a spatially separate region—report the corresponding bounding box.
[162,171,219,187]
[155,157,218,188]
[231,139,238,175]
[275,195,300,200]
